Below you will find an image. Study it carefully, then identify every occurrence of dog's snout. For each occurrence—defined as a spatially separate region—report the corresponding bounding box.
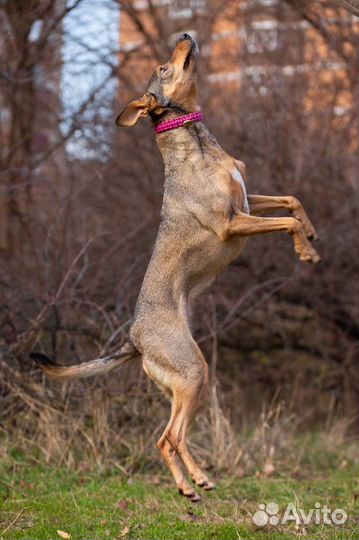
[178,33,193,42]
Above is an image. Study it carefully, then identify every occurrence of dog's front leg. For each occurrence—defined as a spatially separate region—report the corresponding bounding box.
[222,212,320,264]
[247,194,318,241]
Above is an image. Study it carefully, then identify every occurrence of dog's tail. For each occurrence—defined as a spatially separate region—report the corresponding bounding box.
[30,341,139,381]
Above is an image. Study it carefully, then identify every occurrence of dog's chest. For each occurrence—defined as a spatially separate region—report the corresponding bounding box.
[230,167,249,214]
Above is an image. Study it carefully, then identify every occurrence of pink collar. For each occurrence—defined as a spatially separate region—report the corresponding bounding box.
[155,111,203,134]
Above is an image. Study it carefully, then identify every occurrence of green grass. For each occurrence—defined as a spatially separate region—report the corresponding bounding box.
[0,458,358,540]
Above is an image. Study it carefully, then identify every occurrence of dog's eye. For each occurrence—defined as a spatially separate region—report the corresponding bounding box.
[160,65,168,75]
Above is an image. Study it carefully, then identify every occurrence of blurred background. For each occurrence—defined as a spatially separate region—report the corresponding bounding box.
[0,0,358,474]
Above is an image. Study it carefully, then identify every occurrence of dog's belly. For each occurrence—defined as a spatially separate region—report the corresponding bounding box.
[130,219,247,349]
[136,227,246,307]
[185,234,247,300]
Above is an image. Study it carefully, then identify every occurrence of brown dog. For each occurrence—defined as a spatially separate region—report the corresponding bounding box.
[31,34,320,502]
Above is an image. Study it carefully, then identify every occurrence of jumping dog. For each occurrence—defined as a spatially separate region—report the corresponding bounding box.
[31,34,320,502]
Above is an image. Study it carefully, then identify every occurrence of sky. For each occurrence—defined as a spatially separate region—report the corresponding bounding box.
[61,0,120,157]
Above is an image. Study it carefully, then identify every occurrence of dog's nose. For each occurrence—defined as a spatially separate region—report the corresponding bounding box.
[178,33,193,42]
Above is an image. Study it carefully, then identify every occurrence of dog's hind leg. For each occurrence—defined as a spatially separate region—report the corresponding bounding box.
[142,353,200,501]
[157,399,202,502]
[167,382,216,492]
[144,338,214,500]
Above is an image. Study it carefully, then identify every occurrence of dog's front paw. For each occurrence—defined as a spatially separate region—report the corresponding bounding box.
[299,247,321,264]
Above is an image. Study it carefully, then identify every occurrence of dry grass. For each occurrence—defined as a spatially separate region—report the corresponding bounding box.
[1,346,357,478]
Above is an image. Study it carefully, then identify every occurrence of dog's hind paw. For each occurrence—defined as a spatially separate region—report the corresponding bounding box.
[178,488,202,502]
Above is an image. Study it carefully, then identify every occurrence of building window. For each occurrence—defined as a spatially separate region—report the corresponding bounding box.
[257,0,279,5]
[29,19,43,42]
[169,0,206,19]
[246,27,278,54]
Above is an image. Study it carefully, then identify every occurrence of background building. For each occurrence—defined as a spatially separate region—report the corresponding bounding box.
[118,0,356,115]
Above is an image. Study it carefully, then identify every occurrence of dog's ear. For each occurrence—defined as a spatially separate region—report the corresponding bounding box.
[115,93,156,127]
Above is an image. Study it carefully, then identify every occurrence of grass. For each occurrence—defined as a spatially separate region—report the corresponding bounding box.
[0,452,358,540]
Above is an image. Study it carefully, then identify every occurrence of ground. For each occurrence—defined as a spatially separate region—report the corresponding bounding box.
[0,453,358,540]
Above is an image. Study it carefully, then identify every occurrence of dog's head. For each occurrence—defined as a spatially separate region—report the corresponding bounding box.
[116,33,199,127]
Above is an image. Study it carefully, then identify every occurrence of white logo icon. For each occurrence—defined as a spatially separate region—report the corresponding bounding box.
[252,502,279,527]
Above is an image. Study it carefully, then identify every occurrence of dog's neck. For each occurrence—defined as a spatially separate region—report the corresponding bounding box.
[152,109,223,164]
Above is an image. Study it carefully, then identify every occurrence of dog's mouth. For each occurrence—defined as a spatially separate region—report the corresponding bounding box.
[183,47,193,71]
[183,43,198,71]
